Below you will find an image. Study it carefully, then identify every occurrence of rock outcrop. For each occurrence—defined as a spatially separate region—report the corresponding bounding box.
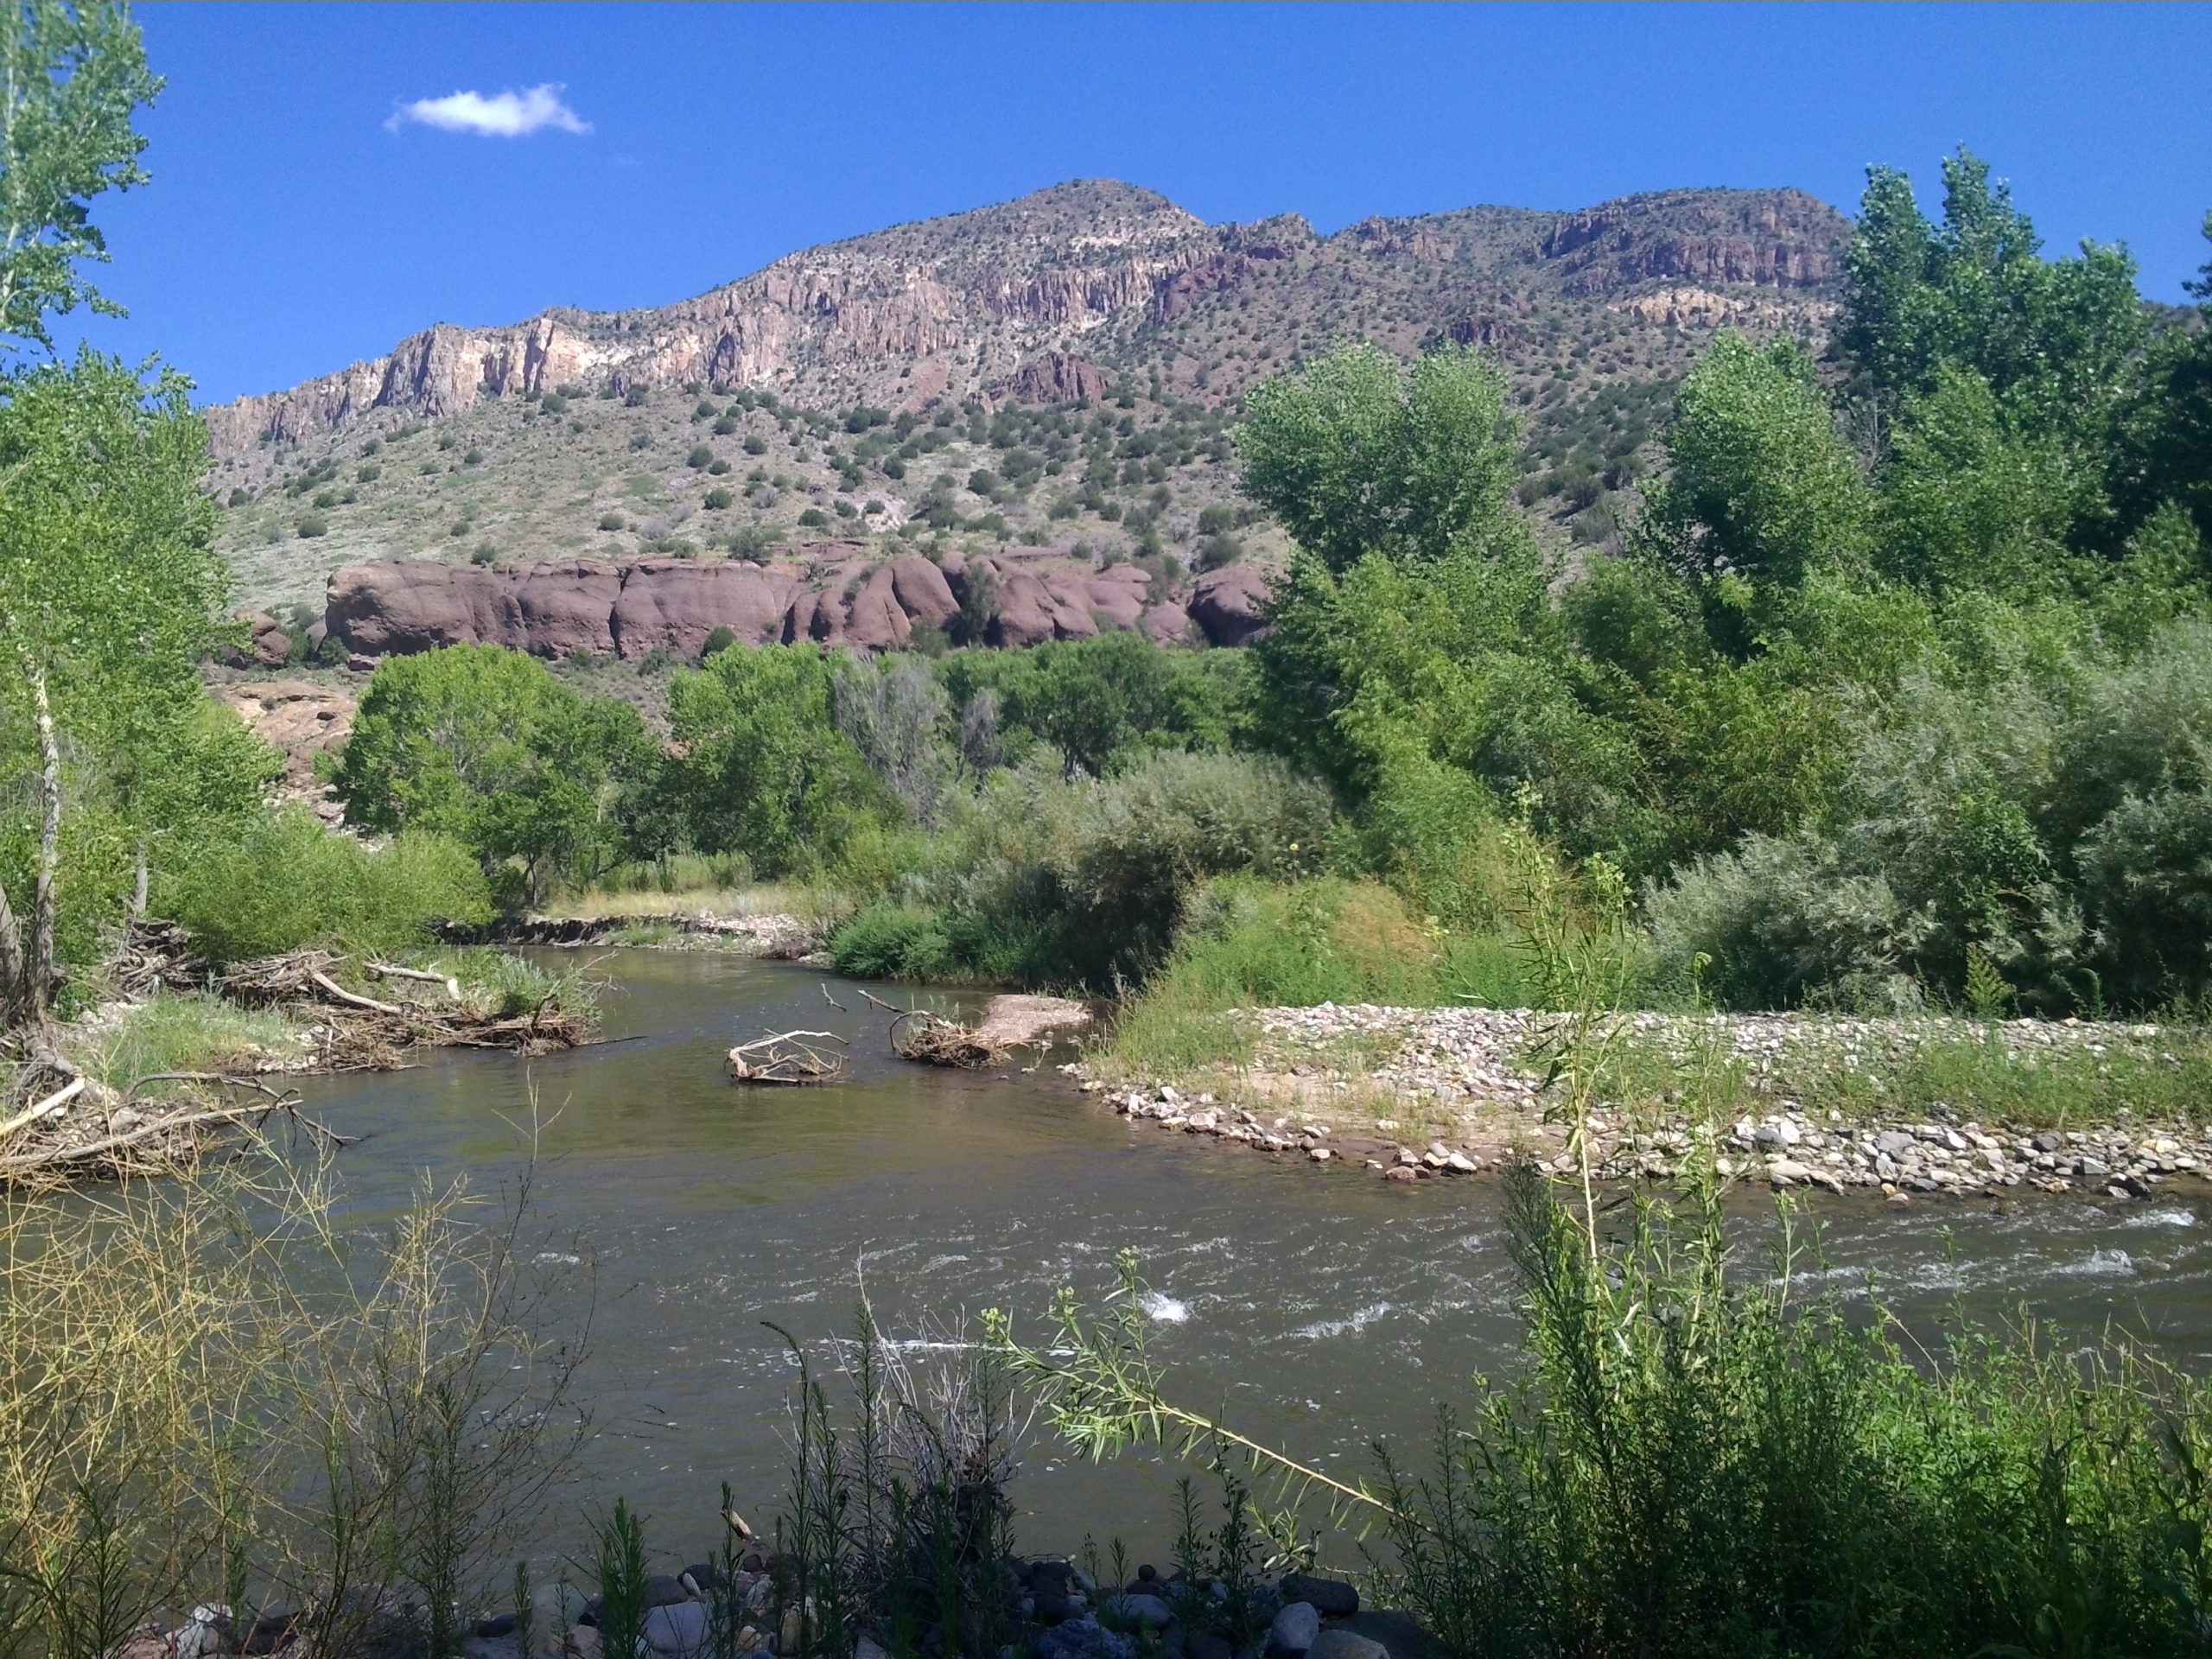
[208,182,1217,463]
[1184,567,1272,647]
[998,353,1111,407]
[320,548,1268,663]
[222,612,295,670]
[217,680,355,819]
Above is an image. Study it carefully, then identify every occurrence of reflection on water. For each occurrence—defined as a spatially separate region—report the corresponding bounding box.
[294,950,2212,1557]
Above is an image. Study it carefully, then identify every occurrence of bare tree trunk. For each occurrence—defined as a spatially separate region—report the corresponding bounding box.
[23,658,60,1037]
[0,874,25,1029]
[129,838,149,920]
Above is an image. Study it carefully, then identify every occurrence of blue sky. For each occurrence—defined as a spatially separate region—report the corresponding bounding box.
[59,3,2212,405]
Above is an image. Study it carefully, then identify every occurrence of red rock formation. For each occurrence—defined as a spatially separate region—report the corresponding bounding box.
[609,560,803,658]
[217,680,355,819]
[221,611,294,670]
[1185,567,1272,647]
[321,545,1252,664]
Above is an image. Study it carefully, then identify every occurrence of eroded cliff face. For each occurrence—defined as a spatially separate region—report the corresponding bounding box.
[321,545,1264,664]
[207,179,1849,463]
[209,183,1218,463]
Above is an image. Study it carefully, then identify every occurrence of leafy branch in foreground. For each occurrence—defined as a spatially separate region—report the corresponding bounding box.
[983,1249,1397,1539]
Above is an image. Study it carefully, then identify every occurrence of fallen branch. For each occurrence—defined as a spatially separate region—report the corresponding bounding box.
[820,982,849,1013]
[0,1104,260,1177]
[124,1071,359,1149]
[727,1028,849,1085]
[307,970,404,1015]
[0,1076,84,1140]
[124,1071,296,1105]
[855,987,910,1015]
[366,961,461,998]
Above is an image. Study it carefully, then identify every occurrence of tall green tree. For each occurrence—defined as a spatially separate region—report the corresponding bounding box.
[1839,150,2145,459]
[0,3,194,1039]
[0,1,158,351]
[1236,341,1522,574]
[327,646,656,906]
[663,644,889,874]
[2122,212,2212,550]
[1641,333,1871,656]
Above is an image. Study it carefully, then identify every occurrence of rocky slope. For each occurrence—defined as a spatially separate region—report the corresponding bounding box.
[208,179,1850,615]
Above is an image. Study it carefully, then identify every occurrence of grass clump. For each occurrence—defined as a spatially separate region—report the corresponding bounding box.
[1370,1165,2212,1656]
[425,946,600,1022]
[77,990,304,1090]
[0,1141,583,1659]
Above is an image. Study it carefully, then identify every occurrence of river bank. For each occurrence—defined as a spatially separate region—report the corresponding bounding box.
[361,1556,1412,1659]
[1079,1003,2212,1201]
[3,942,600,1184]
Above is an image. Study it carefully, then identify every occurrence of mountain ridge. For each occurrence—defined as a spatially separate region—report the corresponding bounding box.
[207,177,1851,613]
[207,179,1846,461]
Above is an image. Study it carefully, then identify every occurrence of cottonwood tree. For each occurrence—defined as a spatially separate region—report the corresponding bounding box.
[0,3,203,1046]
[329,645,657,907]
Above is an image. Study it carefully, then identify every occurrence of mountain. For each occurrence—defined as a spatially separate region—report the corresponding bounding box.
[206,179,1850,613]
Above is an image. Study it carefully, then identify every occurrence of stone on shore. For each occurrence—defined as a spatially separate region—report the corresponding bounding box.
[644,1599,709,1656]
[1281,1572,1359,1617]
[1269,1599,1322,1653]
[1306,1633,1389,1659]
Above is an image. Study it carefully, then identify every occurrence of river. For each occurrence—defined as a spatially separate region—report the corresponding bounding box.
[295,949,2212,1568]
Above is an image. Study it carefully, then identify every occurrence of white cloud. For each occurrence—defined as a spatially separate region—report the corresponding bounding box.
[385,83,590,138]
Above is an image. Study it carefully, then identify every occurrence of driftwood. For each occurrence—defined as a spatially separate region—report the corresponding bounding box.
[726,1029,849,1085]
[308,969,404,1015]
[0,1071,353,1186]
[0,1076,86,1140]
[366,961,462,998]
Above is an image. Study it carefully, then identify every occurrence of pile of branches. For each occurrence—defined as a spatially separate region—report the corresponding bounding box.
[889,1010,1004,1071]
[219,950,585,1069]
[0,1069,351,1191]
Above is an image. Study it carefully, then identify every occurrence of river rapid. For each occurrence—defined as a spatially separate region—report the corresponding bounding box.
[295,949,2212,1564]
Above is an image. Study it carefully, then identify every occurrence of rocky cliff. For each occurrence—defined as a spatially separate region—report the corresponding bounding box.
[207,181,1847,463]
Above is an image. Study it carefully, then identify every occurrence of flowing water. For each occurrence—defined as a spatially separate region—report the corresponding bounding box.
[296,949,2212,1563]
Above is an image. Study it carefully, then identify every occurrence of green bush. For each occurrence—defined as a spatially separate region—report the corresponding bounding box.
[296,515,327,538]
[1370,1164,2212,1658]
[155,809,491,964]
[703,486,734,510]
[870,752,1338,988]
[829,901,953,981]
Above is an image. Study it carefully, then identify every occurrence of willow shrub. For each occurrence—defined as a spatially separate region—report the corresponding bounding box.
[153,808,491,965]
